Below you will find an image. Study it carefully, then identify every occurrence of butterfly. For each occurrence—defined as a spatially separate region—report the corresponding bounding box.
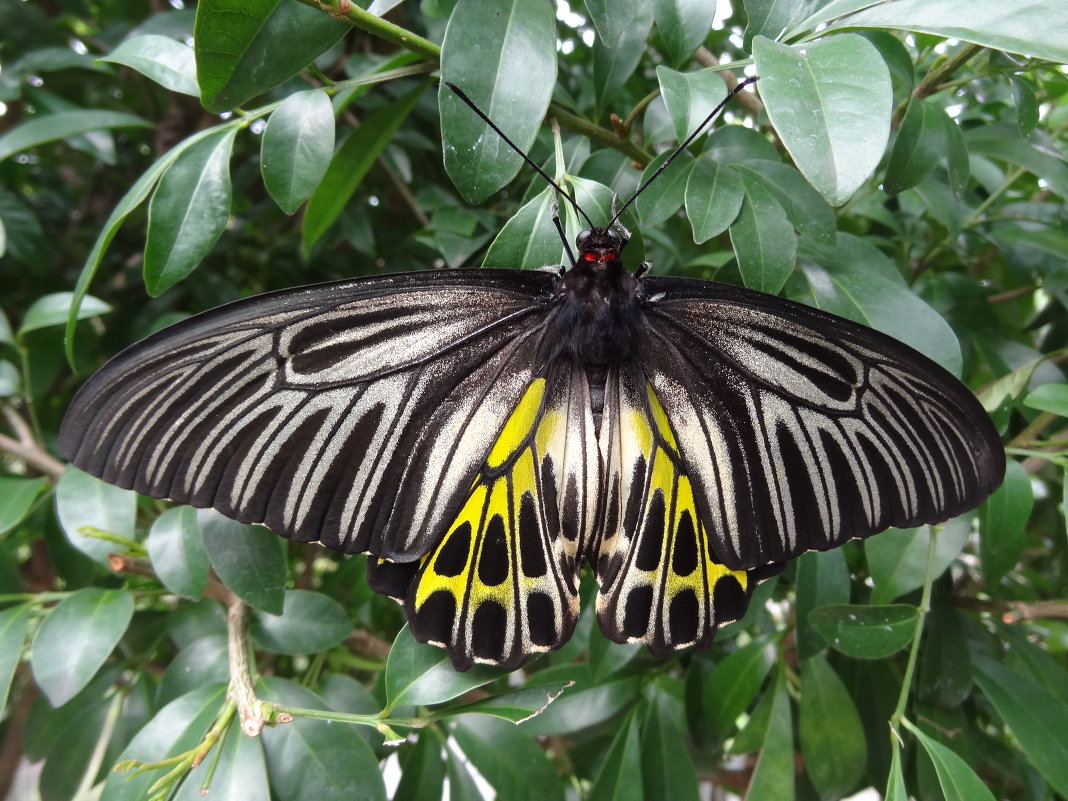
[58,81,1004,671]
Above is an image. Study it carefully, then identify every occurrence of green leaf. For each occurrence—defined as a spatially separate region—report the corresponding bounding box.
[655,66,727,143]
[1024,382,1068,416]
[808,604,918,660]
[980,459,1032,583]
[641,686,700,801]
[0,110,151,162]
[730,175,796,293]
[729,161,837,244]
[918,589,972,707]
[885,743,908,801]
[19,292,111,336]
[743,668,794,801]
[967,125,1068,200]
[395,730,447,801]
[743,0,806,47]
[194,0,348,112]
[636,150,694,227]
[704,635,778,742]
[0,605,31,712]
[31,588,134,707]
[302,85,424,253]
[909,724,996,801]
[483,186,569,270]
[518,673,642,736]
[799,654,866,799]
[98,34,199,96]
[584,0,643,47]
[885,98,951,196]
[38,673,116,801]
[449,681,573,723]
[592,3,654,111]
[54,466,136,565]
[797,233,963,375]
[157,635,229,706]
[683,158,743,243]
[384,625,500,709]
[173,717,269,801]
[147,505,209,598]
[588,709,643,801]
[866,519,970,605]
[827,0,1068,64]
[144,127,236,295]
[653,0,715,66]
[974,657,1068,798]
[451,715,564,801]
[250,589,353,654]
[198,510,286,614]
[262,89,335,214]
[753,34,892,205]
[260,677,387,801]
[100,684,228,801]
[794,549,851,660]
[440,0,557,202]
[0,476,48,535]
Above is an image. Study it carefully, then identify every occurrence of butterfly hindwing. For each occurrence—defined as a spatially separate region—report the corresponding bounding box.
[405,365,600,670]
[594,365,756,655]
[639,276,1005,569]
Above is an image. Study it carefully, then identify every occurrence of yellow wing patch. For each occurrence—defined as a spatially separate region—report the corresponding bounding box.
[406,370,593,670]
[597,375,752,655]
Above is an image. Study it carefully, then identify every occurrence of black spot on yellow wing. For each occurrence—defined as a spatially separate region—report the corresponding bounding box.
[597,380,763,656]
[406,378,585,670]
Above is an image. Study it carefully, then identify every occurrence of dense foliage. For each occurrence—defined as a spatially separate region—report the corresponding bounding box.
[1,0,1067,799]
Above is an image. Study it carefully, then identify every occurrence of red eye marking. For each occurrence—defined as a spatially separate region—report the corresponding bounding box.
[604,252,617,260]
[583,252,597,262]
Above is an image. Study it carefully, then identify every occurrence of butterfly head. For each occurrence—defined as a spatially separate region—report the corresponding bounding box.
[575,227,625,270]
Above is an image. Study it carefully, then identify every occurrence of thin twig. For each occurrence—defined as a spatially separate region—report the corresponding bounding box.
[693,47,764,116]
[955,596,1068,621]
[0,432,65,478]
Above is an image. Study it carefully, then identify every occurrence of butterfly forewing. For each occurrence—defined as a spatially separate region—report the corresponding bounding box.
[60,271,558,558]
[638,277,1004,569]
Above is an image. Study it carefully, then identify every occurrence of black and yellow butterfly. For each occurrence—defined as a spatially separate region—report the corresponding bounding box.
[58,84,1004,671]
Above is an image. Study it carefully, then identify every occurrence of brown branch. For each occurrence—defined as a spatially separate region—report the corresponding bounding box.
[107,554,232,604]
[227,596,268,736]
[956,596,1068,622]
[346,629,392,662]
[0,432,65,479]
[987,285,1037,304]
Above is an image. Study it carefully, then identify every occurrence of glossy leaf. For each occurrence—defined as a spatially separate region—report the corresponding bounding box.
[0,605,31,711]
[704,636,777,742]
[260,678,388,801]
[584,0,643,47]
[866,519,970,605]
[54,466,136,565]
[395,730,446,801]
[0,110,151,162]
[519,673,641,736]
[100,684,228,801]
[440,0,557,202]
[144,127,236,295]
[592,3,654,111]
[1024,382,1068,415]
[384,625,500,709]
[828,0,1068,64]
[636,150,694,227]
[641,686,700,801]
[98,34,199,96]
[194,0,348,112]
[449,681,573,723]
[303,85,424,253]
[147,505,209,598]
[173,717,269,801]
[483,186,568,270]
[587,709,643,801]
[808,604,918,660]
[730,175,796,293]
[967,126,1068,199]
[973,658,1068,796]
[156,635,229,706]
[250,589,353,654]
[744,0,805,47]
[262,89,335,213]
[198,510,286,614]
[800,654,866,799]
[743,668,794,801]
[0,476,48,535]
[451,715,564,801]
[753,34,892,205]
[980,459,1032,583]
[31,588,134,707]
[653,0,715,66]
[794,549,851,660]
[885,99,950,196]
[656,66,727,143]
[20,292,111,336]
[910,725,995,801]
[918,591,972,707]
[729,160,837,244]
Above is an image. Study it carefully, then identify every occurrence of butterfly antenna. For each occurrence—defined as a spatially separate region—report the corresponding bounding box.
[609,76,759,228]
[444,82,594,229]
